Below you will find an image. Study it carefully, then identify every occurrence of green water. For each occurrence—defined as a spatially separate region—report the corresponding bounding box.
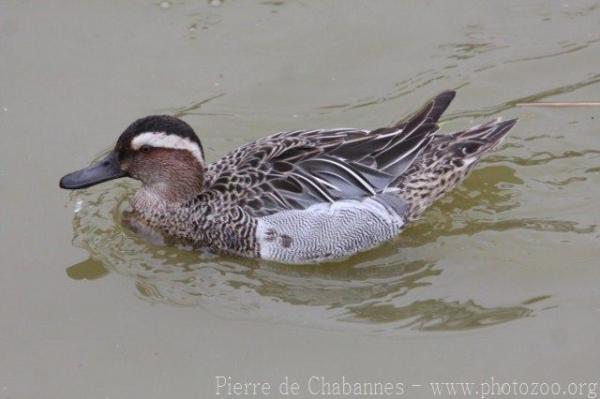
[1,1,599,398]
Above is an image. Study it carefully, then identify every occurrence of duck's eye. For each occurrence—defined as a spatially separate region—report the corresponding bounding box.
[140,145,152,153]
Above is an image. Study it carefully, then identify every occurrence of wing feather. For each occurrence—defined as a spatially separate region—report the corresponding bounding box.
[204,91,456,216]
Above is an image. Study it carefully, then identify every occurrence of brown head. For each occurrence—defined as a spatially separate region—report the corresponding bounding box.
[59,115,205,204]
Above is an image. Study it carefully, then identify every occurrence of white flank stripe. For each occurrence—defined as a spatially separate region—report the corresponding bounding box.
[381,135,430,169]
[292,173,336,202]
[131,132,204,163]
[318,158,376,195]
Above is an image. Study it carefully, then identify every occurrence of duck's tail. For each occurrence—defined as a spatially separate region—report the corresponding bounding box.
[448,117,518,160]
[393,90,456,129]
[394,117,518,220]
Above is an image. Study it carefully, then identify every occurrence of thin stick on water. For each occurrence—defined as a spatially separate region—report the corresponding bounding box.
[517,102,600,107]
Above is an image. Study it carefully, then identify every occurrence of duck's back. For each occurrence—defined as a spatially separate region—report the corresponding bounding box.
[202,91,516,263]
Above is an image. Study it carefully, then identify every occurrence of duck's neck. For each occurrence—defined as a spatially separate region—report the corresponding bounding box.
[130,167,204,221]
[131,163,205,211]
[132,182,200,210]
[129,183,203,245]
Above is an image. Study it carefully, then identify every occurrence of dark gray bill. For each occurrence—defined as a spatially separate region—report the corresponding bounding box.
[59,151,127,189]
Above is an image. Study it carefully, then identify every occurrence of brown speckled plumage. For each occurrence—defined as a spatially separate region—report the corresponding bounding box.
[60,91,517,262]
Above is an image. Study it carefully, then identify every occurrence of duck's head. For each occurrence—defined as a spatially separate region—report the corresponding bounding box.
[60,115,205,202]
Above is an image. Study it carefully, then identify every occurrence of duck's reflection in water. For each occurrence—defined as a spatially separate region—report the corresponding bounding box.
[65,167,550,333]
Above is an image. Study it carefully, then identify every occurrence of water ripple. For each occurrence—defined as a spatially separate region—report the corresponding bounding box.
[64,170,552,334]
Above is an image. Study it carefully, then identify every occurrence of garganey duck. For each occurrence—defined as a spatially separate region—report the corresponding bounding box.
[60,91,516,263]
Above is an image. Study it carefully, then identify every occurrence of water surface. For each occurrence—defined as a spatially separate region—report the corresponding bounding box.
[1,1,599,398]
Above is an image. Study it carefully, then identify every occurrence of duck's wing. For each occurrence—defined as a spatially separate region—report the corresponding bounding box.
[206,91,456,217]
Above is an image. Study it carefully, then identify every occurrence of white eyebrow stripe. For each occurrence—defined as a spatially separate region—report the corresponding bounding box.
[131,132,204,164]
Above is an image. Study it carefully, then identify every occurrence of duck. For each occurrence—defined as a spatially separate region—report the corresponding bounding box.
[60,91,517,264]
